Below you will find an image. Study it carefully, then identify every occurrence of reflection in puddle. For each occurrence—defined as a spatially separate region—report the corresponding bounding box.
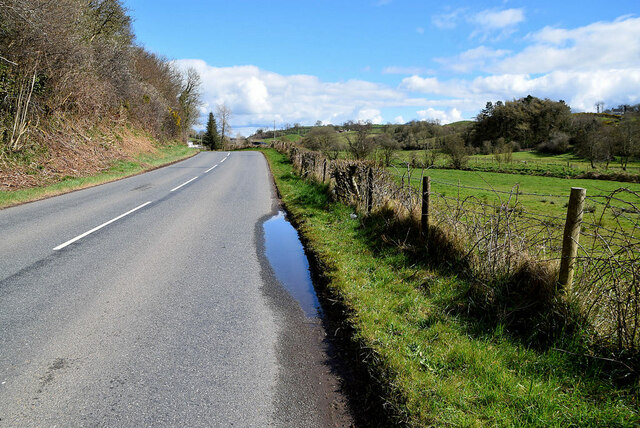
[263,211,322,318]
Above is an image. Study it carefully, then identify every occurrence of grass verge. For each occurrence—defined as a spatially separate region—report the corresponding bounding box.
[260,147,639,427]
[0,144,197,209]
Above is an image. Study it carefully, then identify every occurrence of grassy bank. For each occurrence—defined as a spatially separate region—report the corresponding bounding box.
[260,147,639,426]
[0,144,197,209]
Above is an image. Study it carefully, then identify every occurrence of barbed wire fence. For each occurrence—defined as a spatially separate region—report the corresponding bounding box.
[272,141,640,352]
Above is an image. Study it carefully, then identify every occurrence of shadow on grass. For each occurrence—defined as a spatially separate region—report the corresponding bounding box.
[262,147,639,424]
[335,202,640,389]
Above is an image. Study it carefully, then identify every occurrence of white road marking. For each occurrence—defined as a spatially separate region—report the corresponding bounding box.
[170,176,199,192]
[220,157,227,163]
[53,201,153,250]
[205,164,218,173]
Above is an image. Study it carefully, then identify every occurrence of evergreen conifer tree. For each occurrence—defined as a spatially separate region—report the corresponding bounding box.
[202,112,220,150]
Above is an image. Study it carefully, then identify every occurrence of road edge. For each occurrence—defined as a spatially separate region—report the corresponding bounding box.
[0,150,199,211]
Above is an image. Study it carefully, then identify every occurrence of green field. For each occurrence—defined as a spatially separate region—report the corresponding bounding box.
[389,167,639,262]
[391,149,640,178]
[392,166,640,218]
[259,147,640,427]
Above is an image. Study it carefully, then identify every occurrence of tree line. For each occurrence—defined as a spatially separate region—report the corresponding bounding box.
[470,97,640,170]
[277,95,639,171]
[0,0,202,155]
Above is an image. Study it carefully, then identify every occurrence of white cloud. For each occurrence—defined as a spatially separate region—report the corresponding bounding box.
[238,76,271,114]
[401,76,441,93]
[175,15,640,135]
[401,76,470,98]
[495,16,640,74]
[433,16,640,76]
[174,59,410,133]
[416,108,462,124]
[432,9,464,29]
[382,66,427,75]
[356,108,383,123]
[416,27,424,34]
[470,8,525,40]
[472,8,525,30]
[402,69,640,113]
[410,16,640,112]
[432,7,524,39]
[394,115,405,124]
[436,46,510,73]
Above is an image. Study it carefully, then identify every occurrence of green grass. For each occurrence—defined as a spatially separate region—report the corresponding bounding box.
[259,147,639,427]
[391,149,640,178]
[0,144,197,209]
[264,133,303,143]
[395,167,640,218]
[443,120,474,131]
[390,167,640,259]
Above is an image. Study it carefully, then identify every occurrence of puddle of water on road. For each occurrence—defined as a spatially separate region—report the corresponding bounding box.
[263,211,322,318]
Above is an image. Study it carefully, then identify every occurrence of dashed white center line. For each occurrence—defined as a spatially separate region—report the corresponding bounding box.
[170,176,199,192]
[53,201,153,251]
[53,154,231,251]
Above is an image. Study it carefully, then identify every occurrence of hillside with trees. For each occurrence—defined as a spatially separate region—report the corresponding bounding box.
[260,96,639,179]
[0,0,201,189]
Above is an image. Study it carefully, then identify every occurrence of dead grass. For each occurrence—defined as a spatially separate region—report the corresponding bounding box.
[0,115,161,191]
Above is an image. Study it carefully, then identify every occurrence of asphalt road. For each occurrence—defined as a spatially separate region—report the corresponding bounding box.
[0,151,352,426]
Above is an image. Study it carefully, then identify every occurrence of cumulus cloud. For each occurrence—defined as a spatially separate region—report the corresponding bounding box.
[417,108,462,124]
[436,46,510,73]
[356,108,383,123]
[402,69,640,113]
[413,16,640,112]
[394,115,405,124]
[495,16,640,74]
[174,59,410,132]
[173,16,640,135]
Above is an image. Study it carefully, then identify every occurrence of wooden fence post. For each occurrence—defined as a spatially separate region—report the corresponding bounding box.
[421,176,431,238]
[558,187,586,291]
[366,167,374,214]
[322,160,327,184]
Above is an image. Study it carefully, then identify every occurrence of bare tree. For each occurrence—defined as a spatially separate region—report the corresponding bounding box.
[177,67,202,140]
[301,126,343,159]
[0,0,201,150]
[215,103,232,148]
[345,121,374,160]
[375,133,399,166]
[616,114,640,170]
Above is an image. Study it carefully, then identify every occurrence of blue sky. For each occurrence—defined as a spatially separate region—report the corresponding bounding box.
[123,0,640,135]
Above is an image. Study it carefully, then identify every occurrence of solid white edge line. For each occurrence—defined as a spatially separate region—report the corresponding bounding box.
[170,176,199,192]
[204,164,218,173]
[53,201,153,251]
